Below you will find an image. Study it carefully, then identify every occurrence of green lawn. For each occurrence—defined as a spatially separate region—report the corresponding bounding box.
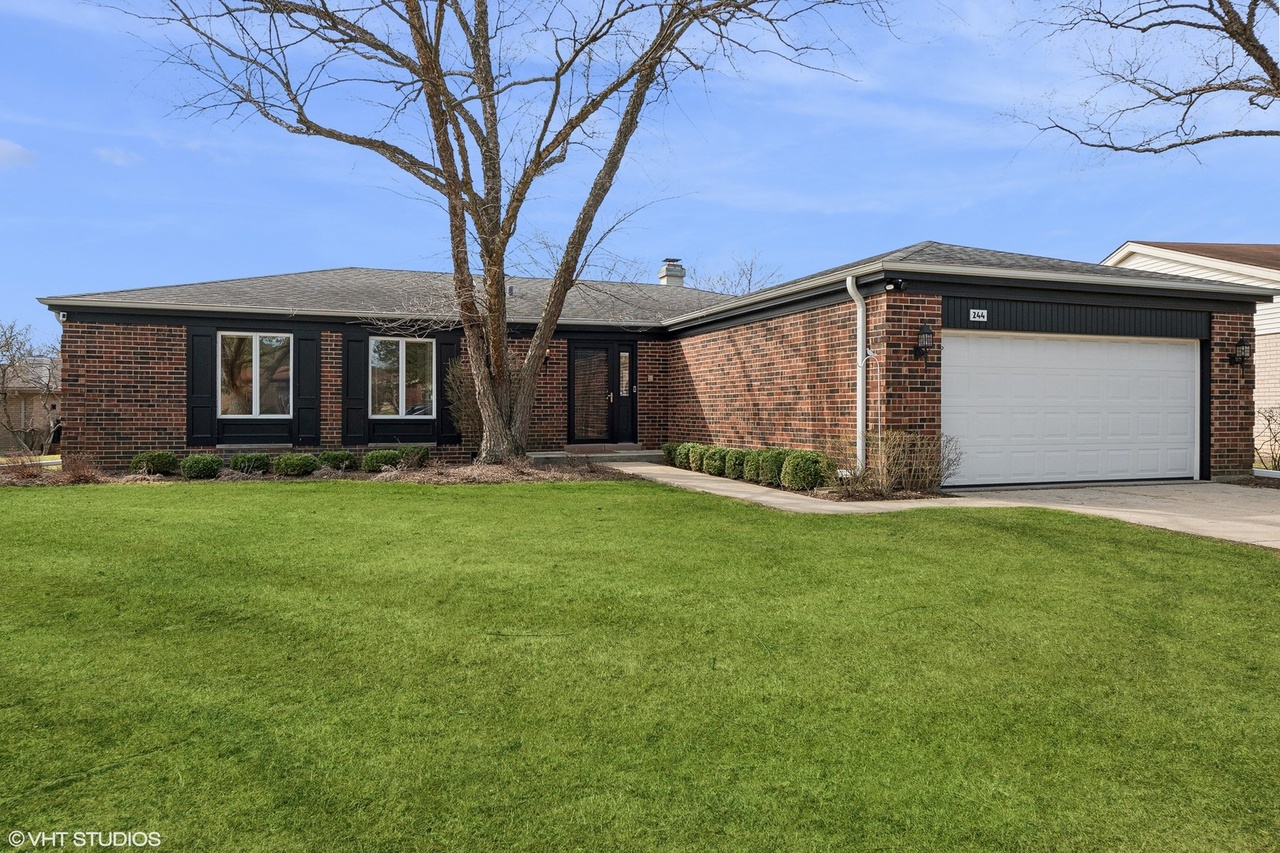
[2,481,1278,850]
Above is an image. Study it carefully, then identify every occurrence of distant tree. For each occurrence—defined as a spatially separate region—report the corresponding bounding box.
[691,252,783,295]
[124,0,890,462]
[0,321,60,455]
[1038,0,1279,153]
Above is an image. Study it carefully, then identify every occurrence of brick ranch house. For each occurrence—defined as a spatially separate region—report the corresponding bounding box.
[40,241,1272,487]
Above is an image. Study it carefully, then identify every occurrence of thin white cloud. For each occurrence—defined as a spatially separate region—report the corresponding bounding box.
[94,147,142,167]
[0,0,126,34]
[0,139,36,169]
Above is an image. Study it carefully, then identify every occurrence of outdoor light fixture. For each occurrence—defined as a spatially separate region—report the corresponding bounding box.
[1228,337,1252,366]
[913,324,936,359]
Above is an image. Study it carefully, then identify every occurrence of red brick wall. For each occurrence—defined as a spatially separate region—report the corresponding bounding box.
[667,300,860,450]
[320,331,343,449]
[869,294,943,435]
[665,293,942,452]
[636,340,669,449]
[1210,312,1256,476]
[60,320,187,469]
[450,337,568,455]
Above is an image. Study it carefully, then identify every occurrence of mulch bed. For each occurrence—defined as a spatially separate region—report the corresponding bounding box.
[1224,474,1280,490]
[0,459,637,487]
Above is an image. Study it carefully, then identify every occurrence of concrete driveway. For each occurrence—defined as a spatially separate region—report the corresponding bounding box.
[959,482,1280,550]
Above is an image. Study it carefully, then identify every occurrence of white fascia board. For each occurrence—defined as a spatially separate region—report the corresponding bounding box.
[662,260,884,328]
[1100,241,1144,267]
[663,258,1274,330]
[1101,243,1280,287]
[889,260,1274,297]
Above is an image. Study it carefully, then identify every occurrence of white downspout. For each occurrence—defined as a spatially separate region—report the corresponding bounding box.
[846,275,867,472]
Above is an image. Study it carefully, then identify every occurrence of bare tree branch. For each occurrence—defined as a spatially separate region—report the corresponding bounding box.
[1036,0,1280,153]
[0,322,61,456]
[113,0,889,460]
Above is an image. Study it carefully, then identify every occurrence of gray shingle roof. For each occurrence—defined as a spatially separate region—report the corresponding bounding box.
[759,240,1266,294]
[42,267,731,326]
[43,242,1272,329]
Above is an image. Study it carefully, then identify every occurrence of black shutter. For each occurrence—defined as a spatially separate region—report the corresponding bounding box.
[437,339,462,445]
[343,333,369,446]
[187,326,217,446]
[294,331,321,446]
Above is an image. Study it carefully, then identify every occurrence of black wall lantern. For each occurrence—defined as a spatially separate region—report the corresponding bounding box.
[913,324,936,360]
[1228,337,1252,366]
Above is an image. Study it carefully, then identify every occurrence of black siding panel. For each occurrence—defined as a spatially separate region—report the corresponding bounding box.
[219,420,293,444]
[294,331,321,445]
[1200,341,1212,480]
[943,297,1210,339]
[187,326,216,446]
[437,340,462,445]
[368,419,437,444]
[343,333,369,446]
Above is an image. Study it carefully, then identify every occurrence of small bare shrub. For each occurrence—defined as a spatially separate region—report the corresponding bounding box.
[56,453,103,484]
[444,359,483,444]
[1256,407,1280,471]
[826,431,963,497]
[5,449,44,480]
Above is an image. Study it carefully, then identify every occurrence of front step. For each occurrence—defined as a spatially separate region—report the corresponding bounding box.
[527,449,665,466]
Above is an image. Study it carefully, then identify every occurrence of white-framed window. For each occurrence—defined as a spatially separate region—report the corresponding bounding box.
[369,337,436,419]
[218,332,293,418]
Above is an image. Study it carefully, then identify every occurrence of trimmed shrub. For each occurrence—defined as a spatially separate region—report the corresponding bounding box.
[129,451,179,475]
[758,448,791,487]
[661,442,681,466]
[724,448,747,480]
[687,444,709,472]
[273,453,320,477]
[362,449,403,472]
[741,449,762,483]
[180,453,223,479]
[674,443,695,470]
[318,450,357,471]
[701,446,728,477]
[781,450,831,491]
[400,445,430,469]
[229,452,271,474]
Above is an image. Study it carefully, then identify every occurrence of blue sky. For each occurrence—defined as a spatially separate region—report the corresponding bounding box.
[2,0,1278,342]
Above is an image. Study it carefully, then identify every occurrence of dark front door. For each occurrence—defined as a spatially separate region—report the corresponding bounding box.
[569,342,636,443]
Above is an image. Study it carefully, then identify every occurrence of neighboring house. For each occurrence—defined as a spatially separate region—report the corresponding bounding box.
[0,356,60,455]
[1103,242,1280,454]
[40,241,1272,486]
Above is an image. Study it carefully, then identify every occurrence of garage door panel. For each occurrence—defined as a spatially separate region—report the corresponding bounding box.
[943,331,1198,486]
[1136,412,1163,437]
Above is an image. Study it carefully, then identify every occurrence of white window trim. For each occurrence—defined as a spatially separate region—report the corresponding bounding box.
[217,331,294,419]
[368,337,437,419]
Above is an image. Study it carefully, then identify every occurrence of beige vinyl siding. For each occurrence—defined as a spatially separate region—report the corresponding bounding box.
[1112,254,1276,287]
[1108,252,1280,335]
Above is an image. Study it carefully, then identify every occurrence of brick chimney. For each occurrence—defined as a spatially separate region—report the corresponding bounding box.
[658,258,686,287]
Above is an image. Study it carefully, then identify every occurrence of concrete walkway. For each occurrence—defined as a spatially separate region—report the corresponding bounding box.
[604,462,1280,549]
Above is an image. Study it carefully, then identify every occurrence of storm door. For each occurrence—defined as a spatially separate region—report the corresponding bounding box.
[569,342,636,443]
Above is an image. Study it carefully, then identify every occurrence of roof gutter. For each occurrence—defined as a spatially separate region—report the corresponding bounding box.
[846,276,868,473]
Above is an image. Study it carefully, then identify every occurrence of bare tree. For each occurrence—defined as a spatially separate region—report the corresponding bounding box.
[0,322,61,456]
[123,0,888,462]
[1038,0,1279,153]
[690,252,783,295]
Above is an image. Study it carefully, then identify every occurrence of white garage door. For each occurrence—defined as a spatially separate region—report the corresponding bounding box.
[942,331,1199,487]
